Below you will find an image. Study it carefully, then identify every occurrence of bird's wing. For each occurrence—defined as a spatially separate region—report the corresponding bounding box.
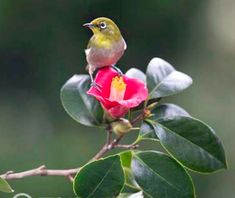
[85,48,91,56]
[123,38,127,50]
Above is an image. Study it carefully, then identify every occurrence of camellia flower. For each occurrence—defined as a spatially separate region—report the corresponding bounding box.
[87,67,148,118]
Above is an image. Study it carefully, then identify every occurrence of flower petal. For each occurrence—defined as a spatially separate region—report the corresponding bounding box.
[87,66,148,118]
[87,67,117,98]
[120,76,148,108]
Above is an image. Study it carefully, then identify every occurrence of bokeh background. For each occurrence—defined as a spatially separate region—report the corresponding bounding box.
[0,0,234,197]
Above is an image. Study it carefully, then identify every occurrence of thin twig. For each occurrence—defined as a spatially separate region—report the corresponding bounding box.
[0,165,79,181]
[131,113,144,125]
[114,144,139,149]
[90,143,109,161]
[90,125,113,161]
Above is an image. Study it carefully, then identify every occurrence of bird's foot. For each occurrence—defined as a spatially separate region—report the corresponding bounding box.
[112,65,123,76]
[91,81,102,92]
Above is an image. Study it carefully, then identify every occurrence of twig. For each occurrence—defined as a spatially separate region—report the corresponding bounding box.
[90,129,124,161]
[114,144,139,149]
[90,143,109,161]
[131,113,144,125]
[0,165,79,181]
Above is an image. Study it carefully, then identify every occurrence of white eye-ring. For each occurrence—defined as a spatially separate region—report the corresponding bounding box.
[100,22,106,29]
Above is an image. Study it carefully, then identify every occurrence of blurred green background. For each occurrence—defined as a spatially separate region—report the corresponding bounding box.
[0,0,234,197]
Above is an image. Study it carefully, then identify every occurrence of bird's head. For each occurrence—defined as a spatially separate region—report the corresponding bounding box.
[83,17,122,40]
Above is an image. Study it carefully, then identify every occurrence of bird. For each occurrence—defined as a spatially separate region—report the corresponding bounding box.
[83,17,127,89]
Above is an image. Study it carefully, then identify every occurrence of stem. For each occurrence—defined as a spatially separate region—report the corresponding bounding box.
[90,143,109,161]
[90,131,123,161]
[143,95,150,109]
[114,144,139,149]
[131,113,144,125]
[0,165,79,182]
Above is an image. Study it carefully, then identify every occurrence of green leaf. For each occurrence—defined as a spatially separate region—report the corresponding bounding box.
[146,58,192,98]
[61,75,103,127]
[0,178,14,193]
[73,155,124,198]
[121,168,141,193]
[139,103,190,141]
[139,120,159,141]
[131,151,195,198]
[118,191,144,198]
[153,116,227,172]
[125,68,146,83]
[120,151,132,168]
[120,151,141,193]
[150,103,190,120]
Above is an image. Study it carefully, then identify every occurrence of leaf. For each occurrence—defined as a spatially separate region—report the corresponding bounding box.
[139,103,190,141]
[120,151,141,193]
[150,103,190,120]
[0,178,14,193]
[146,58,192,98]
[120,151,132,168]
[139,120,159,141]
[121,168,141,193]
[61,75,103,127]
[118,191,144,198]
[73,155,124,198]
[131,151,195,198]
[139,105,227,172]
[125,68,146,83]
[153,116,227,172]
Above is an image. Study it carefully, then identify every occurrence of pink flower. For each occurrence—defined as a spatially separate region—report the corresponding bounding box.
[87,67,148,118]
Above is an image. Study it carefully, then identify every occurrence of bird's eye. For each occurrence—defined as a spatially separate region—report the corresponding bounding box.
[100,22,107,29]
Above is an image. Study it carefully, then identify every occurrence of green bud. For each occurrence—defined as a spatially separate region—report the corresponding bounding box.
[147,102,158,110]
[111,118,133,136]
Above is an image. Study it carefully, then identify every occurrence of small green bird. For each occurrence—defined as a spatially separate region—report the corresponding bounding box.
[83,17,127,88]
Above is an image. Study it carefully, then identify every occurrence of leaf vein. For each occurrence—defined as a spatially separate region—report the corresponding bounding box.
[87,158,118,198]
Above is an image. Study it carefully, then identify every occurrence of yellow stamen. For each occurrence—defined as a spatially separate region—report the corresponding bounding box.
[109,76,126,101]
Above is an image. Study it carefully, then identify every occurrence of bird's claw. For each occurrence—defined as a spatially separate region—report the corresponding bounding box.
[117,70,123,76]
[111,65,123,76]
[91,81,102,92]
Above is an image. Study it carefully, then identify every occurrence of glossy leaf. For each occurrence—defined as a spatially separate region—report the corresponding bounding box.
[120,151,132,168]
[125,68,146,83]
[120,151,141,193]
[139,103,190,141]
[121,168,141,194]
[73,155,124,198]
[151,103,190,120]
[131,151,195,198]
[0,178,14,193]
[139,120,158,141]
[61,75,103,127]
[118,191,144,198]
[153,116,227,172]
[146,58,192,98]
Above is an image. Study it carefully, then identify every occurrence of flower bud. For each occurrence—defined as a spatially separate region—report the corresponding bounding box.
[147,102,158,110]
[111,118,133,136]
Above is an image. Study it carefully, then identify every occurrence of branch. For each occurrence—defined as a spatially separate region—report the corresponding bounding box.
[90,126,122,160]
[131,112,145,125]
[0,165,79,182]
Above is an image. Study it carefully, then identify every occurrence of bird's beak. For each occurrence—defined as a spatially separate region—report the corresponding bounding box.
[83,23,94,28]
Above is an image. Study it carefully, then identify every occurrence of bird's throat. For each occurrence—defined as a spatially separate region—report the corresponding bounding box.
[92,34,121,49]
